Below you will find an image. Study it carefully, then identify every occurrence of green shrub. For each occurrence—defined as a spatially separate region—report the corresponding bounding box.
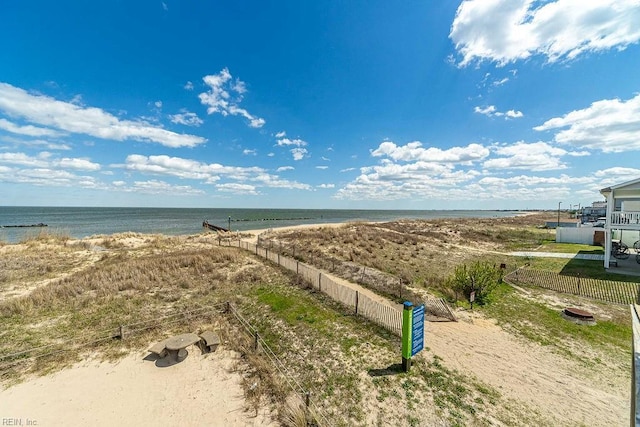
[446,261,503,305]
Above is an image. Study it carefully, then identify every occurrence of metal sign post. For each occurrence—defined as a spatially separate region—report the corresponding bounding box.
[401,302,413,372]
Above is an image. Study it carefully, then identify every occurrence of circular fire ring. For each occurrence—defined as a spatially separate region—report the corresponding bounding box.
[562,307,595,325]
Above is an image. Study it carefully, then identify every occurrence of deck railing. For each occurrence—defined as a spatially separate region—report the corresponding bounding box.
[611,211,640,226]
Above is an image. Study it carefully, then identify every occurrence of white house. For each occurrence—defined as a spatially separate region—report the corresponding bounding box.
[600,177,640,268]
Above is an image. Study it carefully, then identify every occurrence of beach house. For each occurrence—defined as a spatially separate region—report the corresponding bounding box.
[600,177,640,269]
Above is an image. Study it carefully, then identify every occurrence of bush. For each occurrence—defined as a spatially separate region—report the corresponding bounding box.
[446,261,503,305]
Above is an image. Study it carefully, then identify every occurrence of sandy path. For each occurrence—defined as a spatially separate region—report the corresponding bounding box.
[423,314,628,425]
[0,349,276,427]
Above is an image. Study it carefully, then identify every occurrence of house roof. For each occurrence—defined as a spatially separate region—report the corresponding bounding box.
[600,176,640,195]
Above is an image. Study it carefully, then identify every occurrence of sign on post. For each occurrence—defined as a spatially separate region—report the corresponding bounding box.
[401,302,425,372]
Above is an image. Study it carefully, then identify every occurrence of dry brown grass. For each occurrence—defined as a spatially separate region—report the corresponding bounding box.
[261,212,556,302]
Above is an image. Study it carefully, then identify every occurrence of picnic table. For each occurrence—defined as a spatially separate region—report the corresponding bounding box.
[165,333,200,361]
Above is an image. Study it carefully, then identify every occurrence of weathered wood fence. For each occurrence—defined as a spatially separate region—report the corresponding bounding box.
[252,236,456,320]
[241,240,404,335]
[505,268,640,304]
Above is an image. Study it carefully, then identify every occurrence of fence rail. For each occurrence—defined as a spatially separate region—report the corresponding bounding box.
[505,268,640,304]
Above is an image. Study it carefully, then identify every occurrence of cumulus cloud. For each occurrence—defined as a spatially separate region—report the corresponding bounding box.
[291,148,308,161]
[318,183,335,188]
[0,83,206,148]
[275,131,286,138]
[184,81,194,91]
[534,93,640,153]
[216,182,259,195]
[371,141,489,163]
[450,0,640,66]
[277,137,307,147]
[198,68,265,128]
[169,110,203,127]
[474,105,523,118]
[0,151,100,171]
[483,141,588,171]
[0,118,63,137]
[122,154,311,191]
[132,179,204,195]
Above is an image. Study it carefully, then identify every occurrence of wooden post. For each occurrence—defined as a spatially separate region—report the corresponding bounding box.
[254,332,259,351]
[355,291,359,315]
[305,391,311,407]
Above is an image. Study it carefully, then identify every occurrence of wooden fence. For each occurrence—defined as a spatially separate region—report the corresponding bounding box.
[239,240,405,335]
[505,268,640,304]
[252,237,457,322]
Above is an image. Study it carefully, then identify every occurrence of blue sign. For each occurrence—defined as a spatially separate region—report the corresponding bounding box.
[411,304,425,356]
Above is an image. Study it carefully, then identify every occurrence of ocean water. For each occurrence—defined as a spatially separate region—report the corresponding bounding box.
[0,206,522,244]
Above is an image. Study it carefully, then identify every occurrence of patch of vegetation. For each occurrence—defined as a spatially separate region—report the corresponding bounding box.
[480,283,631,367]
[445,261,503,305]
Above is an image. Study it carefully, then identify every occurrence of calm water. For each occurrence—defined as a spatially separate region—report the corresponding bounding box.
[0,206,522,243]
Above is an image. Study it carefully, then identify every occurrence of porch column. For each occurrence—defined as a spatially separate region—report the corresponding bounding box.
[604,190,614,268]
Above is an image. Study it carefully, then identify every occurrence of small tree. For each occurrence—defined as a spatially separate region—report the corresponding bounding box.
[446,261,502,305]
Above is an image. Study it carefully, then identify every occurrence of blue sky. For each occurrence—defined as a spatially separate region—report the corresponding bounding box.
[1,1,640,209]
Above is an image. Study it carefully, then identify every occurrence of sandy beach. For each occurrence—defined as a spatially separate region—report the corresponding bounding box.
[0,349,276,427]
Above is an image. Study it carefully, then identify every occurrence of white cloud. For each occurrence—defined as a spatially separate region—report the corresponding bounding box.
[493,77,509,86]
[534,93,640,153]
[154,100,163,109]
[198,68,265,128]
[474,105,523,119]
[316,166,328,170]
[277,137,307,147]
[275,131,286,138]
[450,0,640,66]
[132,179,204,195]
[184,81,194,91]
[318,183,335,189]
[0,135,71,150]
[243,149,257,155]
[169,110,204,127]
[0,152,100,171]
[291,148,308,161]
[122,154,311,191]
[216,183,259,195]
[371,141,489,163]
[0,118,62,137]
[483,141,587,171]
[0,82,206,148]
[277,166,294,172]
[58,157,101,171]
